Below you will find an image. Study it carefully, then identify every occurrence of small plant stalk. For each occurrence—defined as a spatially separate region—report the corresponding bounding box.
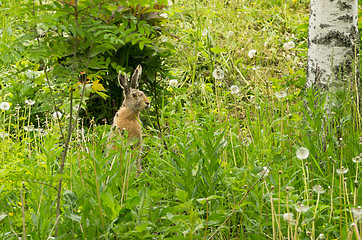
[20,187,26,240]
[312,193,321,239]
[270,188,276,240]
[204,199,209,239]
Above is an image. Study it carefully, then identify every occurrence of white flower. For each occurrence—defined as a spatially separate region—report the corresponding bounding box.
[248,49,257,58]
[275,89,287,99]
[15,104,21,110]
[212,68,225,80]
[25,99,35,106]
[296,147,309,160]
[312,185,325,194]
[336,166,348,175]
[295,202,309,213]
[38,129,48,136]
[283,41,295,51]
[0,102,10,111]
[168,0,173,6]
[169,79,178,87]
[230,85,239,95]
[52,111,62,120]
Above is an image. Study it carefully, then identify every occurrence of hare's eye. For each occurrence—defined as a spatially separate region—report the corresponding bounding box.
[132,93,138,98]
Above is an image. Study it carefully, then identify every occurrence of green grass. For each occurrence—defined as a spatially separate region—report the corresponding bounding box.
[1,0,362,239]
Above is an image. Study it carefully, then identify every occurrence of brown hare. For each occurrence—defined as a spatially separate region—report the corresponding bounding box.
[110,64,150,174]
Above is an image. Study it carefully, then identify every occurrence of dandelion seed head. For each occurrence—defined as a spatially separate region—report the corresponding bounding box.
[352,206,362,222]
[230,85,239,95]
[275,89,287,99]
[212,68,225,80]
[283,41,295,51]
[248,49,257,58]
[227,30,235,39]
[160,12,168,18]
[169,79,178,87]
[24,125,34,132]
[72,105,80,111]
[25,99,35,106]
[241,136,252,146]
[336,166,348,175]
[52,111,62,120]
[202,29,209,37]
[0,132,9,138]
[252,65,260,70]
[257,166,269,178]
[295,202,309,213]
[296,147,309,160]
[0,102,10,111]
[312,185,325,194]
[283,213,294,224]
[352,155,362,163]
[317,233,326,240]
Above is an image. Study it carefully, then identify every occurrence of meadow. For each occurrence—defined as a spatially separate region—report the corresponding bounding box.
[0,0,362,239]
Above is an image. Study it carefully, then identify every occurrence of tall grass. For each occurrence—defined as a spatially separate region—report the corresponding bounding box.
[1,0,362,239]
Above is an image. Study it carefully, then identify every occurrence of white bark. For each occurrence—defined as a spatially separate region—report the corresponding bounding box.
[307,0,359,90]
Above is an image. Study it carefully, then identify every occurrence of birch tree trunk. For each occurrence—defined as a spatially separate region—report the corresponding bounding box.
[307,0,359,92]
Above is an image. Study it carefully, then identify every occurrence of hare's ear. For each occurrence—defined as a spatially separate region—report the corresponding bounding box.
[118,72,130,96]
[130,64,142,89]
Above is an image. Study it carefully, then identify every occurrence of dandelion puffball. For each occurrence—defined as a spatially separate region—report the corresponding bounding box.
[283,41,295,51]
[248,49,257,58]
[296,147,309,160]
[275,89,287,99]
[169,79,178,87]
[230,85,239,95]
[25,99,35,106]
[52,111,63,120]
[212,68,225,80]
[0,102,10,111]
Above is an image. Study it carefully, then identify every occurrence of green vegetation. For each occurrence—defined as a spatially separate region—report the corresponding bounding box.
[0,0,362,239]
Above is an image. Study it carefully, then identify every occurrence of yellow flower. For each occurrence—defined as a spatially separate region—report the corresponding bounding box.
[9,212,13,216]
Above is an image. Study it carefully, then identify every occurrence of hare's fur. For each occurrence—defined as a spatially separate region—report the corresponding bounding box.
[110,65,150,173]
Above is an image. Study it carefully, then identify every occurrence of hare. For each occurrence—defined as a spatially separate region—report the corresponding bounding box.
[110,64,150,173]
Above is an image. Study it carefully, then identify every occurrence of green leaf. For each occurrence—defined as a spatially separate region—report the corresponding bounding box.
[67,213,81,222]
[210,46,226,54]
[0,213,7,223]
[135,222,149,232]
[139,41,145,50]
[175,188,188,203]
[273,154,284,162]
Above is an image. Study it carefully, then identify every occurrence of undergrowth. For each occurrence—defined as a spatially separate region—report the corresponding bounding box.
[1,0,362,239]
